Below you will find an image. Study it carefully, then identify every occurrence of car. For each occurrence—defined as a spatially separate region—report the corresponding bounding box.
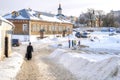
[12,39,20,46]
[75,32,81,38]
[116,30,120,33]
[81,34,88,38]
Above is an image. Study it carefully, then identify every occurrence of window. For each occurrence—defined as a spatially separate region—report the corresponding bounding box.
[49,26,51,31]
[54,26,57,31]
[23,24,28,32]
[66,26,70,31]
[37,24,40,32]
[32,24,36,32]
[63,26,65,30]
[44,25,46,32]
[40,25,43,30]
[52,26,55,31]
[59,26,62,31]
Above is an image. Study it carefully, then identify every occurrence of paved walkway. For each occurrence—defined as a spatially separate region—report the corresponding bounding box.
[15,43,77,80]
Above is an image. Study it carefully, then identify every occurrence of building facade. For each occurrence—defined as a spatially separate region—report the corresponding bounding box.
[3,7,73,42]
[0,16,14,60]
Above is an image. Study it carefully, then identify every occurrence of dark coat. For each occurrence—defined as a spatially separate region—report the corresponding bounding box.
[26,45,33,60]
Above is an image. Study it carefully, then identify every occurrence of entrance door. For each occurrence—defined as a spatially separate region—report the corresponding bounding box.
[5,37,8,57]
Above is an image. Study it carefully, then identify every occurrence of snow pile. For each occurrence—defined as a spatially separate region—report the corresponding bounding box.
[0,52,23,80]
[49,49,120,80]
[75,32,120,50]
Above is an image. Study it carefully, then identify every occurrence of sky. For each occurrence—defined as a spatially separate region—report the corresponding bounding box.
[0,0,120,17]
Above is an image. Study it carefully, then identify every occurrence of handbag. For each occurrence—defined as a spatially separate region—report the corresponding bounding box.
[25,53,28,58]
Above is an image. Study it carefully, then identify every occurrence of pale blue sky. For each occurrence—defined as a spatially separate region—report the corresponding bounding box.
[0,0,119,16]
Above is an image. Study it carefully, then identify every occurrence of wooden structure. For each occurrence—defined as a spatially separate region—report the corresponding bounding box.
[3,9,73,42]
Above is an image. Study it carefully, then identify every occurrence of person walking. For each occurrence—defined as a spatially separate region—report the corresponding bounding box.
[68,40,71,48]
[72,40,74,47]
[78,40,80,46]
[73,40,76,46]
[26,42,34,60]
[73,40,77,49]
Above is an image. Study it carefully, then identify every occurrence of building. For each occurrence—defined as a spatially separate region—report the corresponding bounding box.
[3,5,73,42]
[56,4,66,20]
[110,10,120,17]
[0,16,14,60]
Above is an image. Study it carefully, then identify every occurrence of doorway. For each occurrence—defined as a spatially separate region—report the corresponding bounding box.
[5,37,8,57]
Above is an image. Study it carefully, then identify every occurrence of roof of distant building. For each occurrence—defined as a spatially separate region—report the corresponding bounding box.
[3,8,71,23]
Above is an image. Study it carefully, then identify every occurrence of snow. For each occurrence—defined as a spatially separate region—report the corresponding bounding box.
[0,52,23,80]
[3,9,71,23]
[3,14,28,20]
[40,15,70,23]
[1,29,120,80]
[0,16,14,27]
[48,31,120,80]
[81,31,120,50]
[49,49,120,80]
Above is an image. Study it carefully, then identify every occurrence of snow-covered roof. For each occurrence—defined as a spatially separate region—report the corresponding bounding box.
[3,9,71,24]
[0,16,15,28]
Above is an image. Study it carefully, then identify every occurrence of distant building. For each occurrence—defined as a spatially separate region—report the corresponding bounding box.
[3,5,73,42]
[0,16,14,60]
[56,4,76,24]
[56,4,66,20]
[110,10,120,17]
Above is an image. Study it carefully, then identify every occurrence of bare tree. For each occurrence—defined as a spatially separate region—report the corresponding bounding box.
[79,13,87,25]
[85,8,95,27]
[96,10,104,27]
[102,13,116,27]
[114,15,120,27]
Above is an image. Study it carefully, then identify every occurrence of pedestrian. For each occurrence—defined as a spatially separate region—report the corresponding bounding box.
[78,40,80,46]
[73,40,76,46]
[72,40,74,47]
[72,40,77,49]
[26,42,34,60]
[68,40,71,48]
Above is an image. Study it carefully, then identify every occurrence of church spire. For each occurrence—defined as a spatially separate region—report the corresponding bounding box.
[58,3,62,14]
[58,4,62,10]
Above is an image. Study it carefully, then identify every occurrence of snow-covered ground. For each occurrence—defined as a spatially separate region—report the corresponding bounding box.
[49,49,120,80]
[48,31,120,80]
[0,52,23,80]
[0,30,120,80]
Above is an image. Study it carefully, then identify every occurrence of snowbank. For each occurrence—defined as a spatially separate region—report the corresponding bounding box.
[82,31,120,50]
[0,52,23,80]
[49,49,120,80]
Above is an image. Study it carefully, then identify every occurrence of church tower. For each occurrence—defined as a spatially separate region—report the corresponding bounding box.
[58,4,62,14]
[56,3,65,20]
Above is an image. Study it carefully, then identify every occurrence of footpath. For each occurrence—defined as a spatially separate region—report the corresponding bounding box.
[15,43,77,80]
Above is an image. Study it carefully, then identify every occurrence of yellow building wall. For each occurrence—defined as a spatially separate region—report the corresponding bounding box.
[30,20,73,36]
[9,20,29,35]
[0,22,13,60]
[8,20,73,36]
